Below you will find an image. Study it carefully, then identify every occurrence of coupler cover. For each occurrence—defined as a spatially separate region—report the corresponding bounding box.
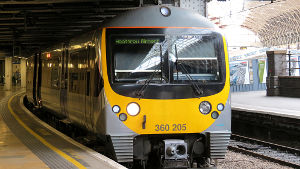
[163,139,188,160]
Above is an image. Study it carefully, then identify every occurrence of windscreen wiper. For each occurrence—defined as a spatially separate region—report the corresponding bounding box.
[160,44,163,83]
[136,45,163,99]
[174,45,203,96]
[135,68,160,99]
[174,44,179,81]
[178,63,204,96]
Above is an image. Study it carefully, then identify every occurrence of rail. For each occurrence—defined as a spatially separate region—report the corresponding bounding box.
[229,134,300,168]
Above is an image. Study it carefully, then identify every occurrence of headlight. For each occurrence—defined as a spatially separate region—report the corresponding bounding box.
[119,113,127,121]
[217,103,224,111]
[160,6,171,17]
[211,111,219,119]
[126,102,140,116]
[199,101,211,115]
[112,105,120,113]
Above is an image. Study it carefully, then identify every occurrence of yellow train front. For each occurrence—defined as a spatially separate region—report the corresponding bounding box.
[102,6,231,168]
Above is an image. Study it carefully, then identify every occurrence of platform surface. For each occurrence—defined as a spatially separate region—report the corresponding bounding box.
[0,90,49,169]
[231,91,300,119]
[0,87,125,169]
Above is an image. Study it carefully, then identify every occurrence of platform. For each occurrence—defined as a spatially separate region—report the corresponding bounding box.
[231,91,300,119]
[0,88,125,169]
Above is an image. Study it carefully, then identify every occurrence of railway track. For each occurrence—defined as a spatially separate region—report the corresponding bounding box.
[229,134,300,168]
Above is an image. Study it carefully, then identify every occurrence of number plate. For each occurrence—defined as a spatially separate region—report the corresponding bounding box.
[154,124,187,132]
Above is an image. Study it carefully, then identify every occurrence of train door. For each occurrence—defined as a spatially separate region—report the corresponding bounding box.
[32,53,38,105]
[60,44,69,119]
[85,46,92,129]
[37,52,42,106]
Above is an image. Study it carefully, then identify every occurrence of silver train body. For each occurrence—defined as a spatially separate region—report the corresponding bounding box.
[26,6,231,168]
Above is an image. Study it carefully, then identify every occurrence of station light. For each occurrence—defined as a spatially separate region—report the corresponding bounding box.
[199,101,211,115]
[126,102,140,116]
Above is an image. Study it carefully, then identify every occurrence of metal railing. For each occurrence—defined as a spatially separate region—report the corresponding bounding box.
[286,51,300,76]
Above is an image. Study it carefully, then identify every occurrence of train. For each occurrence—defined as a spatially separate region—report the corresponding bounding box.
[26,6,231,169]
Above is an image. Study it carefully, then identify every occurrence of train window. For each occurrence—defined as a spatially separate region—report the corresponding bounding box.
[49,54,59,89]
[170,35,221,82]
[51,67,59,88]
[69,49,87,94]
[112,36,165,83]
[110,32,224,84]
[69,72,78,93]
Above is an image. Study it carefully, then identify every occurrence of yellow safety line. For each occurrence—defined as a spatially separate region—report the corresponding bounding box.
[7,94,86,169]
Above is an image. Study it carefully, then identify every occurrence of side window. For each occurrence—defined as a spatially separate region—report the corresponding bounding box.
[69,51,79,94]
[69,72,78,93]
[42,53,59,89]
[69,49,86,94]
[51,67,59,88]
[45,52,60,89]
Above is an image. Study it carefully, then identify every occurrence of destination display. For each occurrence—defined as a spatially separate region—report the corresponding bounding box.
[115,38,160,45]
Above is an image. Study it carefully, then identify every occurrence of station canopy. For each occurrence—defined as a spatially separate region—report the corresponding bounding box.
[243,0,300,47]
[0,0,148,58]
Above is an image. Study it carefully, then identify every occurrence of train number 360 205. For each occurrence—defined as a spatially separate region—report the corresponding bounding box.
[155,124,186,132]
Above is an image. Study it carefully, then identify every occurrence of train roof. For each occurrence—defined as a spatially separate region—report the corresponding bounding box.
[104,6,216,29]
[38,6,218,54]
